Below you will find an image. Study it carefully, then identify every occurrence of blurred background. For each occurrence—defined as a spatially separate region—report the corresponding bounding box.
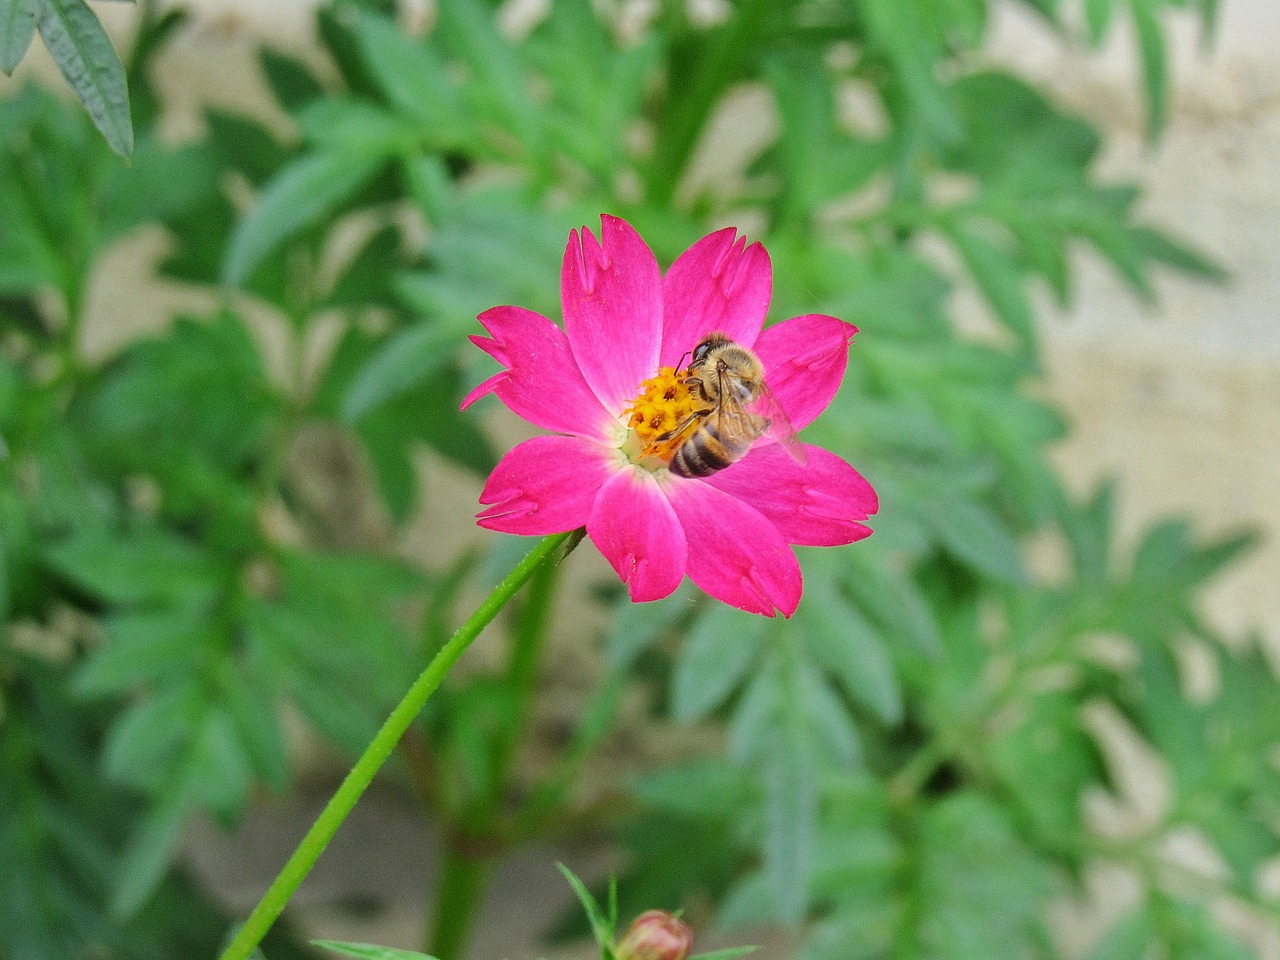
[2,1,1277,959]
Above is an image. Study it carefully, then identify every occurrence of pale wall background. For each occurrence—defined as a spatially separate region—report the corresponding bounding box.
[3,0,1278,956]
[988,0,1280,651]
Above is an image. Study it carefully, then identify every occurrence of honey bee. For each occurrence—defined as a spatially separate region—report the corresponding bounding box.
[662,333,803,478]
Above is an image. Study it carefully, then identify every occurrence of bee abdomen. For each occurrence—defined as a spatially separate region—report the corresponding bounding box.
[670,427,745,478]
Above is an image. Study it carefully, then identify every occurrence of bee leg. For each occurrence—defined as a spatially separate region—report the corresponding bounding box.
[653,411,700,443]
[682,376,712,403]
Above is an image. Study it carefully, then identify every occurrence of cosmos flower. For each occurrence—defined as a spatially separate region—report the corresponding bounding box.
[461,215,877,617]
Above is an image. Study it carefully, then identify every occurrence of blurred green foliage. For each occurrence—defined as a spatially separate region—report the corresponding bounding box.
[0,1,1272,959]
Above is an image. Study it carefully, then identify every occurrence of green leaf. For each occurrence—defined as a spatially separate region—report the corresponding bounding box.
[1,0,36,75]
[1061,482,1116,583]
[123,6,185,131]
[806,897,902,960]
[218,661,289,793]
[632,759,753,819]
[718,870,776,929]
[316,325,494,520]
[799,587,903,725]
[204,109,289,187]
[906,793,1051,960]
[671,606,767,723]
[556,862,615,947]
[322,223,402,310]
[0,196,60,294]
[222,148,389,287]
[939,0,987,46]
[1199,803,1278,886]
[1074,210,1155,300]
[241,551,418,752]
[1088,909,1156,960]
[843,551,942,655]
[1084,0,1114,44]
[987,694,1100,844]
[352,8,464,138]
[1195,0,1220,39]
[763,53,886,223]
[1128,225,1227,282]
[926,495,1028,583]
[110,779,195,917]
[97,139,221,240]
[436,0,542,155]
[259,45,324,113]
[341,322,466,422]
[949,71,1099,180]
[294,97,419,151]
[762,666,817,924]
[1007,218,1070,305]
[1131,0,1167,142]
[46,527,217,606]
[940,219,1036,345]
[1131,518,1194,583]
[86,311,277,479]
[796,660,863,766]
[357,362,498,502]
[102,683,203,787]
[313,942,441,960]
[727,656,782,763]
[32,0,133,155]
[399,153,454,225]
[285,669,380,755]
[862,0,959,142]
[605,583,697,670]
[190,708,253,823]
[74,606,207,696]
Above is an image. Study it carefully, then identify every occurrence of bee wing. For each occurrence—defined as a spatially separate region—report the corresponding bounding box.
[714,365,770,445]
[747,380,807,464]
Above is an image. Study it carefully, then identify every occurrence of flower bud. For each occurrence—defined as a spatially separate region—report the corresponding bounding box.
[614,910,693,960]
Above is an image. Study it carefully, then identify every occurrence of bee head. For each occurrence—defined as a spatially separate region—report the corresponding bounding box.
[689,332,732,370]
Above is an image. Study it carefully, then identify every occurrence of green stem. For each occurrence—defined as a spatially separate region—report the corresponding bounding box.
[423,539,562,956]
[217,531,574,960]
[427,844,493,960]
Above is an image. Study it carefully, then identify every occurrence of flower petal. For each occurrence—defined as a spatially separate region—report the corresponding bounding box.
[659,228,772,367]
[462,305,614,441]
[667,479,802,617]
[753,314,857,431]
[477,435,617,535]
[706,443,877,546]
[562,215,663,415]
[588,467,686,603]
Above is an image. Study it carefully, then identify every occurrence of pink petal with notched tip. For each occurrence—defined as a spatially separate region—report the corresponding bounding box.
[562,216,663,416]
[476,435,618,536]
[461,306,614,442]
[588,468,687,603]
[658,228,772,368]
[753,314,857,432]
[705,443,878,546]
[667,479,803,618]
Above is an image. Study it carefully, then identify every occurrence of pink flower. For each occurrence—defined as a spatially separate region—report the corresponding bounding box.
[461,215,877,617]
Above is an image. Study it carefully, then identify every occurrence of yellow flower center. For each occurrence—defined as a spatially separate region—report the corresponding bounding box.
[621,366,708,467]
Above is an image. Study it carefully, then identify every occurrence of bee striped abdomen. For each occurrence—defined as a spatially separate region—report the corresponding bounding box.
[669,423,747,478]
